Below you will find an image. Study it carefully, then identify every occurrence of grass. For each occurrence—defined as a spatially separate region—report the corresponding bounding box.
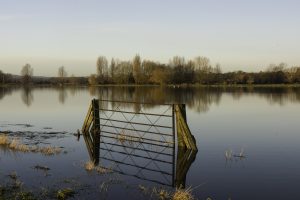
[173,187,195,200]
[1,171,81,200]
[84,161,95,171]
[84,161,112,174]
[225,148,246,160]
[152,187,171,200]
[224,149,233,160]
[0,135,10,145]
[39,146,62,155]
[138,185,195,200]
[56,188,75,200]
[0,134,62,155]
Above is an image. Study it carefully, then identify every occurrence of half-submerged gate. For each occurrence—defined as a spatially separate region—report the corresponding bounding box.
[82,99,197,187]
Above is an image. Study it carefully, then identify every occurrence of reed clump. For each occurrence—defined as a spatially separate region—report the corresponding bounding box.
[138,185,195,200]
[39,146,62,155]
[0,134,62,155]
[152,187,171,200]
[56,188,75,200]
[0,135,10,145]
[84,161,112,174]
[173,187,195,200]
[84,161,95,171]
[225,148,246,160]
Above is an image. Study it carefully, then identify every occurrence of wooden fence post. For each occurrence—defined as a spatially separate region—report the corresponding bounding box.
[175,104,197,151]
[92,99,100,163]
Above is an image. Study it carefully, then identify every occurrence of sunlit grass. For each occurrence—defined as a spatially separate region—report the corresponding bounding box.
[0,134,62,155]
[84,161,95,171]
[0,135,10,145]
[138,185,195,200]
[84,161,112,174]
[173,187,195,200]
[39,146,62,155]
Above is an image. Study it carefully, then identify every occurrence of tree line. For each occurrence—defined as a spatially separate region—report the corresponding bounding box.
[1,55,300,85]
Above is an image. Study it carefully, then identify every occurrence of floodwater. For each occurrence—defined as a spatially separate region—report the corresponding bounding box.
[0,86,300,200]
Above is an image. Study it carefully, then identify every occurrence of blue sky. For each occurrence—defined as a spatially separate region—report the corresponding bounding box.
[0,0,299,76]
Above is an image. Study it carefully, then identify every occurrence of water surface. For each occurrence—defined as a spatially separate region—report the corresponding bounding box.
[0,86,300,199]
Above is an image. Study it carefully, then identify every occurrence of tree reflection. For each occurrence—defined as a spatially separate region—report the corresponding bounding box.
[0,86,14,101]
[1,86,300,109]
[58,87,68,104]
[21,86,34,107]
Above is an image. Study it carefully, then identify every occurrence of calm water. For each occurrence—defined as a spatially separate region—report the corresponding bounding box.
[0,86,300,199]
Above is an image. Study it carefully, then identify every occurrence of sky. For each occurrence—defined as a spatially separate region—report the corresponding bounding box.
[0,0,299,76]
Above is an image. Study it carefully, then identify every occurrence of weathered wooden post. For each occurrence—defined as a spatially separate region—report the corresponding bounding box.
[175,104,197,151]
[92,99,100,164]
[82,102,93,134]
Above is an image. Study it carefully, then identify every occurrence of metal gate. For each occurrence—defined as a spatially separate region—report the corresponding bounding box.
[82,99,197,187]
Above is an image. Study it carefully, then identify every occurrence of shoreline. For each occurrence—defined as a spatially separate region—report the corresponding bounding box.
[1,83,300,88]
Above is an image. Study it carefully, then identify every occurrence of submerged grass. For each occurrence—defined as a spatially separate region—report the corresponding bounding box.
[0,134,62,155]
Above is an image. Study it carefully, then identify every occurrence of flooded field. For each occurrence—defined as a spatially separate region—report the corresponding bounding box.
[1,86,300,200]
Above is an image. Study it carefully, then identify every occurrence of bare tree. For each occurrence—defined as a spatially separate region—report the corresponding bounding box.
[97,56,108,83]
[58,66,67,84]
[150,68,169,85]
[194,56,210,72]
[133,54,141,84]
[266,63,287,72]
[88,74,98,85]
[169,56,185,67]
[0,70,4,84]
[21,64,33,84]
[214,63,222,74]
[110,58,116,82]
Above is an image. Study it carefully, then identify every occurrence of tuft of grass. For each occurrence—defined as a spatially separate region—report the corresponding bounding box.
[172,187,195,200]
[0,134,62,155]
[139,185,195,200]
[84,161,112,174]
[9,139,20,149]
[17,144,31,152]
[15,191,36,200]
[39,146,61,155]
[225,149,233,160]
[56,188,75,200]
[84,161,95,171]
[149,187,171,200]
[0,134,10,145]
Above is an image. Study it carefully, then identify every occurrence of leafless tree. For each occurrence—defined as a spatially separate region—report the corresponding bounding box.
[58,66,67,84]
[133,54,142,84]
[21,64,33,84]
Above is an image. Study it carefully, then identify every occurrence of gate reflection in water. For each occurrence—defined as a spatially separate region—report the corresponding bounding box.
[83,100,197,188]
